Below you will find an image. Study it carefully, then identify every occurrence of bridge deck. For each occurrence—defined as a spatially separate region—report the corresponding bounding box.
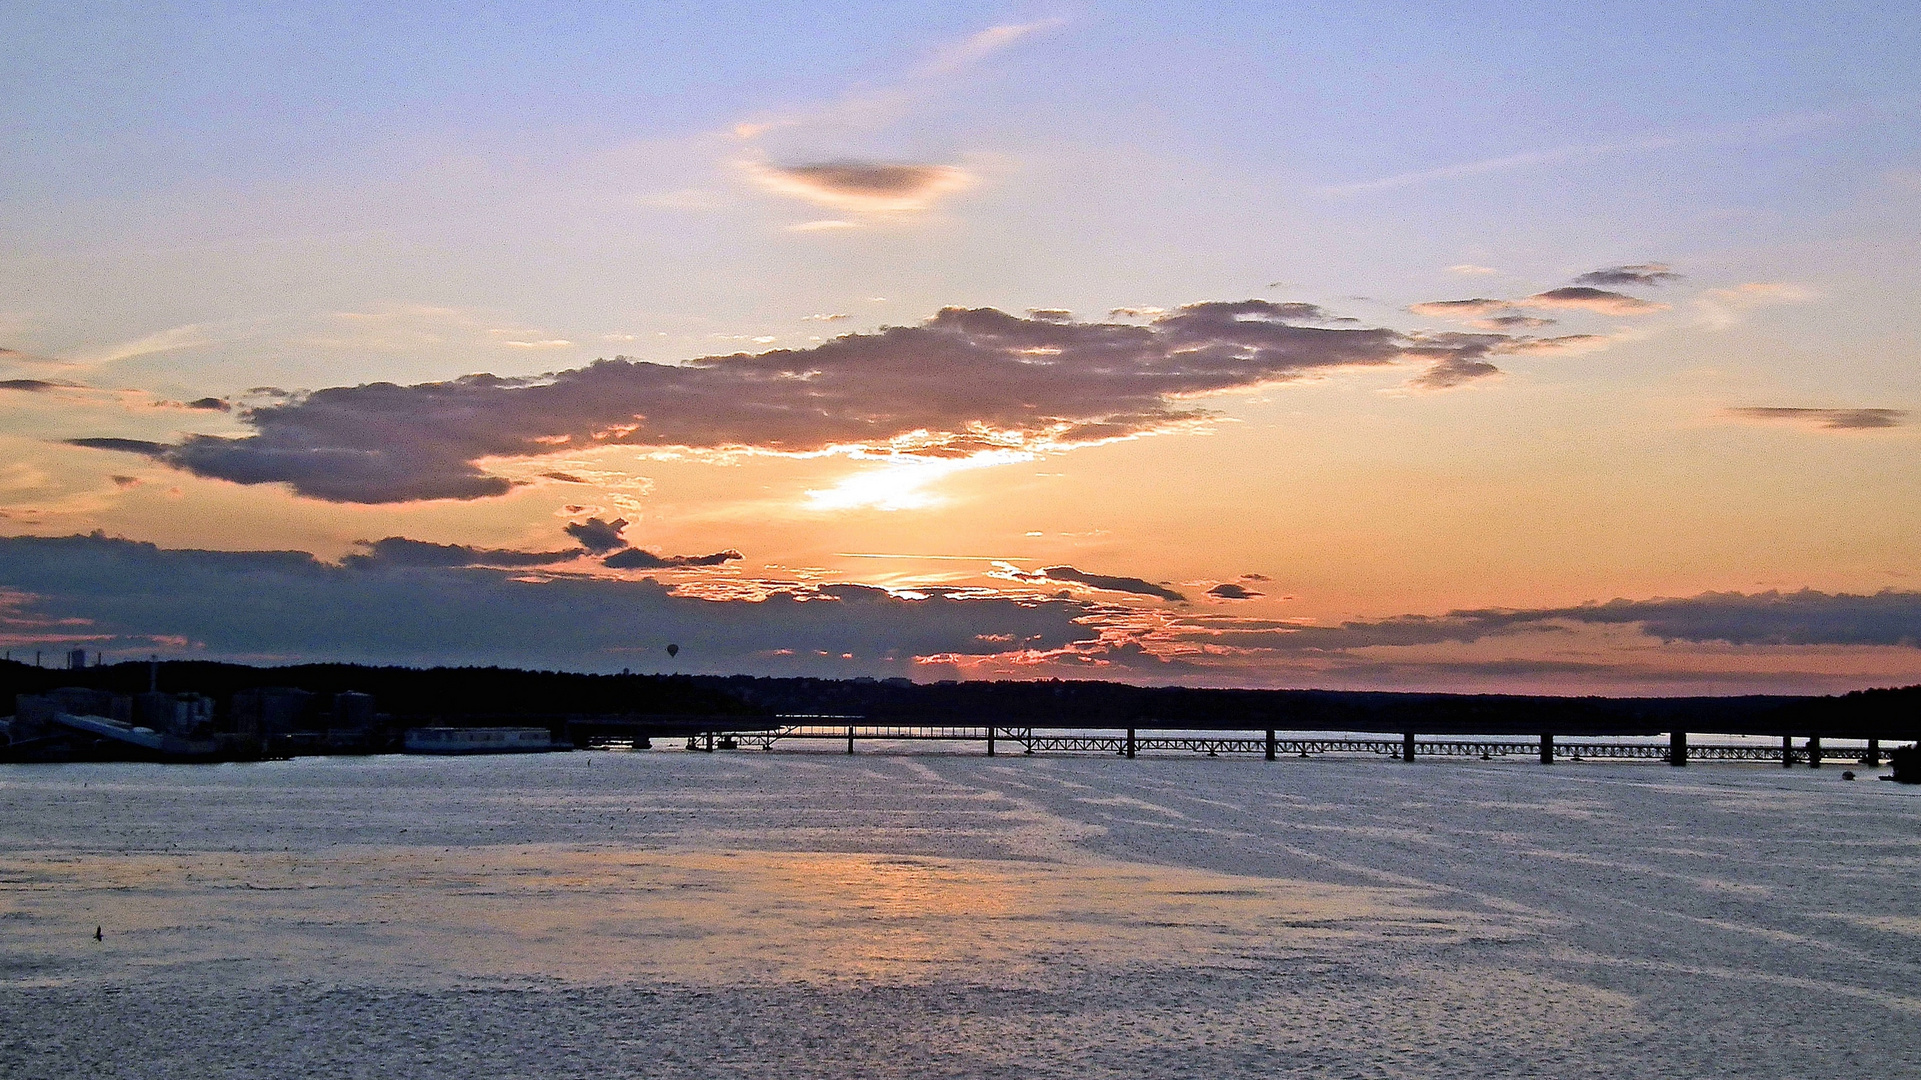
[673,724,1893,765]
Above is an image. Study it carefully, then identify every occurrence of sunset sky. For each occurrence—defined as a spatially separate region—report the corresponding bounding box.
[3,2,1918,693]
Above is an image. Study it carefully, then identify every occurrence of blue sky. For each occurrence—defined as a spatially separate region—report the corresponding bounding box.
[10,3,1913,187]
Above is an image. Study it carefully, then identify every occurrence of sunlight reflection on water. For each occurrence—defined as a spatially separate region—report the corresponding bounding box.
[1,752,1916,1077]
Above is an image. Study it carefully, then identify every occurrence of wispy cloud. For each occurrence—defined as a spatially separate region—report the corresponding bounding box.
[0,345,76,373]
[923,19,1067,74]
[69,323,215,368]
[1325,134,1680,195]
[305,305,581,357]
[1724,407,1907,431]
[1693,282,1814,328]
[728,19,1061,146]
[1325,110,1845,196]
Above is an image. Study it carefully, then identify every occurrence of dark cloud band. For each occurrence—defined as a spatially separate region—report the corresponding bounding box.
[0,533,1095,673]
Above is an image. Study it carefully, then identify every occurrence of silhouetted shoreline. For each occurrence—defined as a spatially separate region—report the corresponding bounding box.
[3,657,1915,765]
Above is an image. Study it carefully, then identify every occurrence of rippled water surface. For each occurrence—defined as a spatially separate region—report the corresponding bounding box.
[2,751,1917,1077]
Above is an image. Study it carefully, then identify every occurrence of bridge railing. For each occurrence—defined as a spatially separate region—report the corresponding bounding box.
[696,723,1899,765]
[738,724,1021,750]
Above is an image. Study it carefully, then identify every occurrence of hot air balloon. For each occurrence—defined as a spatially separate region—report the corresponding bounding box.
[666,643,679,658]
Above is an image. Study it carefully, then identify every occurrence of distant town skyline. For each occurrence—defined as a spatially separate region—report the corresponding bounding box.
[3,3,1919,693]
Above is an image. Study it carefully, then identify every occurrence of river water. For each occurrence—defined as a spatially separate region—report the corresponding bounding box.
[2,750,1916,1077]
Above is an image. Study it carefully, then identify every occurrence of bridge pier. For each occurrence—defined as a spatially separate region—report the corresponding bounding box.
[1265,729,1276,761]
[986,726,995,756]
[1864,738,1880,766]
[1668,731,1687,766]
[1807,736,1821,768]
[1126,728,1136,759]
[1402,733,1416,762]
[1782,735,1795,766]
[1540,733,1554,765]
[846,724,854,755]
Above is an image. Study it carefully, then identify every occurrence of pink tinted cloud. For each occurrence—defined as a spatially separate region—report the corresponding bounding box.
[72,301,1528,503]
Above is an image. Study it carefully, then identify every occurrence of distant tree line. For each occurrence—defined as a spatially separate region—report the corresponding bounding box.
[3,659,1915,739]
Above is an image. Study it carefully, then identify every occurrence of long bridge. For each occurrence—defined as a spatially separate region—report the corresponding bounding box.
[632,720,1900,768]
